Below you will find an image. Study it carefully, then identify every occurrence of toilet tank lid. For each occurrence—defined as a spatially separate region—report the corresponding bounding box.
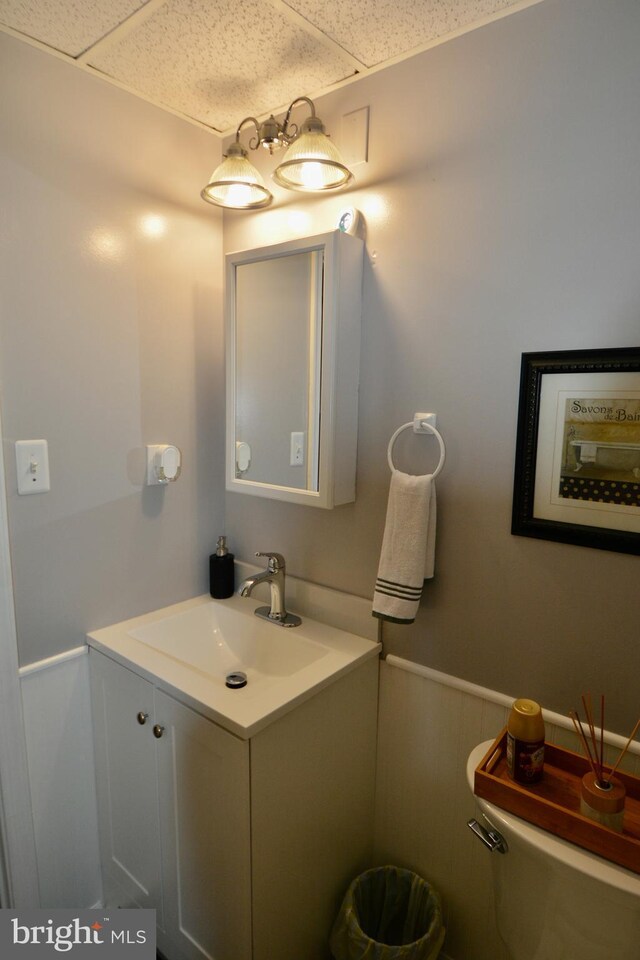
[467,741,640,899]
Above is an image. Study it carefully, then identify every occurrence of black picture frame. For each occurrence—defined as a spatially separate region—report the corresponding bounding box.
[512,347,640,555]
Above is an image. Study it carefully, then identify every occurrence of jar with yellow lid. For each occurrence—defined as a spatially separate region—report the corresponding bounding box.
[506,698,545,784]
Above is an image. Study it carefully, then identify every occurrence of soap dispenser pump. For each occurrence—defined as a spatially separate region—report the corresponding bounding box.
[209,536,235,599]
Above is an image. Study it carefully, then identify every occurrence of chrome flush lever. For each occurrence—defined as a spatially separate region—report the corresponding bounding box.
[467,818,508,854]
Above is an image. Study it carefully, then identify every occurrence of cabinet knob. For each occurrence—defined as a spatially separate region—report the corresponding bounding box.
[137,712,149,725]
[153,724,165,739]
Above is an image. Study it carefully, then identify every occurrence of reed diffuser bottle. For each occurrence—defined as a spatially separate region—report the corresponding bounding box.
[580,772,625,832]
[570,695,637,833]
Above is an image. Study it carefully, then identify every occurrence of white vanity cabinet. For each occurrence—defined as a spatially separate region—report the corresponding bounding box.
[90,650,252,960]
[89,645,378,960]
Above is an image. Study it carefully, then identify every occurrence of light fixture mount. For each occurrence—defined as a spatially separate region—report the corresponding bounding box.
[256,115,285,153]
[201,96,354,210]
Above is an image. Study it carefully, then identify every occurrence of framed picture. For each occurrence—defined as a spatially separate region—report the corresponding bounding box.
[512,347,640,555]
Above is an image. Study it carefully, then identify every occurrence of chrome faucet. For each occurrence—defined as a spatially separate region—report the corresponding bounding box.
[239,552,301,627]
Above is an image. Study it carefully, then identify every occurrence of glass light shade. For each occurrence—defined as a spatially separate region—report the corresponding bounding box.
[273,117,353,192]
[201,143,272,209]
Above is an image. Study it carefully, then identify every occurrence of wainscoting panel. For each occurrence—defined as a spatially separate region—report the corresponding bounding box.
[20,648,102,908]
[373,658,640,960]
[374,660,509,960]
[17,634,639,939]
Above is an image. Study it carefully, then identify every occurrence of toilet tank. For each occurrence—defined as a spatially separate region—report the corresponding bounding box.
[467,742,640,960]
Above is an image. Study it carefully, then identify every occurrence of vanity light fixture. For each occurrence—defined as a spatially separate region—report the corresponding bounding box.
[201,97,353,210]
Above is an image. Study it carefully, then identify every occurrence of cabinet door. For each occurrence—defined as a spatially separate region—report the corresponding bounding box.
[89,651,163,923]
[154,691,252,960]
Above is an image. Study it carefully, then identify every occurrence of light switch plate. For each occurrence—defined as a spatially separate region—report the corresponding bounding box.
[341,107,369,166]
[16,439,50,494]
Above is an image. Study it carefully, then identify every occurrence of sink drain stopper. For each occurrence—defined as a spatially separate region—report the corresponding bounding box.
[225,671,247,689]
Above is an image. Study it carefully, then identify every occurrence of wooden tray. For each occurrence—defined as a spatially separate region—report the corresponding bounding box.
[474,728,640,874]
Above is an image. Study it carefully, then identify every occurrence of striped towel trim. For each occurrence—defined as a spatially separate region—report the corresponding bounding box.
[375,577,423,600]
[372,611,415,624]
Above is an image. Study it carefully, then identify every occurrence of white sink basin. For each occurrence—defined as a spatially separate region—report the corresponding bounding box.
[87,593,379,738]
[129,600,328,679]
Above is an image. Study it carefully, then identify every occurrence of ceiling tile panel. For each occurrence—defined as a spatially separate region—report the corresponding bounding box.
[87,0,357,132]
[285,0,524,67]
[0,0,149,57]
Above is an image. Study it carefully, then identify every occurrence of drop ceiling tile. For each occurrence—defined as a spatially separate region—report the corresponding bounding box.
[87,0,357,132]
[0,0,148,57]
[285,0,524,67]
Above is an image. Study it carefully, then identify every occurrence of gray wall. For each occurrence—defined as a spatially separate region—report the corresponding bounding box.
[0,33,224,665]
[2,0,638,730]
[224,0,640,733]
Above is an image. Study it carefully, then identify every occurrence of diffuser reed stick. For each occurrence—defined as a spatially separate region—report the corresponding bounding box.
[582,693,605,781]
[569,709,601,782]
[605,716,640,784]
[571,694,640,786]
[600,694,605,787]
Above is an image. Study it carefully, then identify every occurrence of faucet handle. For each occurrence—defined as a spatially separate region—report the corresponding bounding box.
[255,551,285,572]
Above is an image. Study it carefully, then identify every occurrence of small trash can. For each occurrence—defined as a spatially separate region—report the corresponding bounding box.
[329,865,445,960]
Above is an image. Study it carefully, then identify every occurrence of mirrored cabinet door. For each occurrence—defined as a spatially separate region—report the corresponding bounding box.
[225,230,363,508]
[234,249,322,492]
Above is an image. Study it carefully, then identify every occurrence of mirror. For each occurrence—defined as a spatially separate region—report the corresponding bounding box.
[235,249,322,491]
[226,230,363,508]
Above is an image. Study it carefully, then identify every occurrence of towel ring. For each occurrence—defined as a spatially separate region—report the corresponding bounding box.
[387,420,446,478]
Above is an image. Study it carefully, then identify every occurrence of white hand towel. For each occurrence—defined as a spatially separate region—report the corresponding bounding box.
[578,442,598,463]
[372,470,436,624]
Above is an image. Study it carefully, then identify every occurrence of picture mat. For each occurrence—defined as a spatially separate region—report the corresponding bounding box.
[534,372,640,534]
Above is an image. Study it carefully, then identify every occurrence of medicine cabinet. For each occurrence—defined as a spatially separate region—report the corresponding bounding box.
[225,230,363,508]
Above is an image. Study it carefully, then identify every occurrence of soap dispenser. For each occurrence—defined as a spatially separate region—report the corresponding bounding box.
[209,536,234,599]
